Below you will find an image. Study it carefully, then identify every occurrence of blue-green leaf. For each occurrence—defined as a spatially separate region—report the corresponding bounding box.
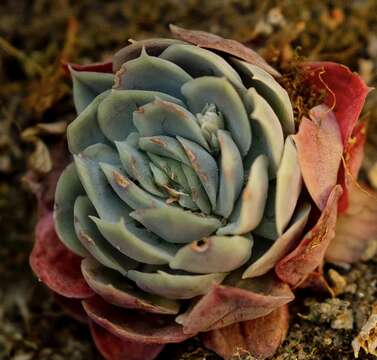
[130,206,221,243]
[170,235,253,273]
[181,76,251,156]
[67,91,111,154]
[97,90,183,141]
[114,48,192,101]
[74,196,137,274]
[70,68,114,114]
[92,217,179,265]
[127,270,226,299]
[53,163,87,256]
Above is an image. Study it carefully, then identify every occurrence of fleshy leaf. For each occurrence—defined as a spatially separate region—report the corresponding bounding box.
[139,136,190,165]
[30,212,94,298]
[81,258,180,314]
[70,67,114,114]
[302,61,369,145]
[216,130,244,218]
[218,155,269,235]
[232,58,294,135]
[203,305,289,360]
[243,88,284,177]
[100,164,165,210]
[74,144,132,223]
[253,183,278,240]
[130,206,221,243]
[114,48,192,101]
[181,76,251,156]
[181,164,211,214]
[326,178,377,263]
[275,136,302,235]
[293,105,343,210]
[170,235,253,274]
[74,196,138,275]
[276,185,342,287]
[97,90,183,142]
[160,43,242,85]
[90,321,164,360]
[53,163,87,256]
[83,296,195,343]
[67,91,111,154]
[177,137,219,209]
[113,38,185,71]
[115,139,164,197]
[243,203,311,278]
[176,272,294,334]
[169,25,281,77]
[133,98,208,149]
[92,216,179,265]
[127,270,227,299]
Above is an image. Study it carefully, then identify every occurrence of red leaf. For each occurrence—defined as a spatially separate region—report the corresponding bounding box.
[294,105,343,210]
[169,25,281,77]
[326,178,377,263]
[276,185,342,287]
[202,305,289,360]
[302,61,369,146]
[53,294,88,323]
[90,321,163,360]
[82,296,193,344]
[29,212,94,298]
[176,273,294,334]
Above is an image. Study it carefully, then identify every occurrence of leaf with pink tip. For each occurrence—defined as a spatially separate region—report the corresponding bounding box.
[276,185,342,287]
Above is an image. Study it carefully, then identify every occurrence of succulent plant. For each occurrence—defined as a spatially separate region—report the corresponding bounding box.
[30,26,373,360]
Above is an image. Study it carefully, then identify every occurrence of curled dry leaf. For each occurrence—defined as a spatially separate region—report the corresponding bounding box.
[202,305,289,360]
[352,304,377,358]
[326,176,377,264]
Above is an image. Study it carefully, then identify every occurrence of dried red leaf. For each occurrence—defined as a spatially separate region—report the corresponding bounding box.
[82,296,193,344]
[169,25,281,77]
[202,305,289,360]
[294,105,343,210]
[29,212,94,298]
[276,185,342,287]
[90,321,164,360]
[176,273,294,334]
[326,178,377,264]
[302,61,369,145]
[338,122,367,211]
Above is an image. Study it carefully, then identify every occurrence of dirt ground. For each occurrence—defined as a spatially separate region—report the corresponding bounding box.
[0,1,377,359]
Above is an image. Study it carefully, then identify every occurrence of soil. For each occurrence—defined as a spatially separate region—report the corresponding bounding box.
[1,1,376,359]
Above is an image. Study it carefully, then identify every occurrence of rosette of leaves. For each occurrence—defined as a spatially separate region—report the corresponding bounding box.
[30,26,373,360]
